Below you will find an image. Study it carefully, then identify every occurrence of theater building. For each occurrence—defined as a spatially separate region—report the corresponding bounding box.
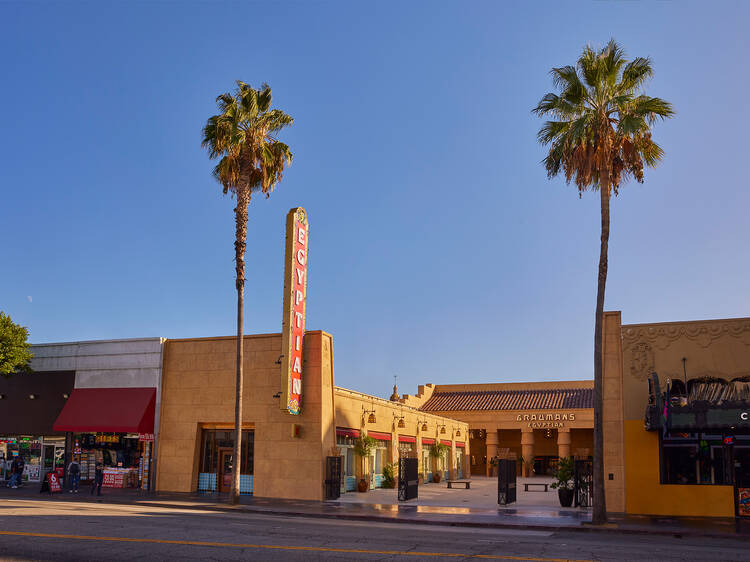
[602,311,750,518]
[395,381,594,477]
[155,332,468,500]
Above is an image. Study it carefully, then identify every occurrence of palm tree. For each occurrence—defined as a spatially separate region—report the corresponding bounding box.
[202,81,293,504]
[533,40,673,524]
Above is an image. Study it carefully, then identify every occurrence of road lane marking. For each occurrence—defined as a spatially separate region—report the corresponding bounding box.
[0,531,593,561]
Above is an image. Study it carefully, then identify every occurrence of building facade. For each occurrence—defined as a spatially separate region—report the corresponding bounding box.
[155,332,469,500]
[397,381,594,477]
[602,312,750,517]
[0,338,165,490]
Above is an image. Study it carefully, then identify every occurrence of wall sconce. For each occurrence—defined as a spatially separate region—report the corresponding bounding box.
[363,404,376,424]
[418,418,428,432]
[29,394,37,400]
[455,427,461,437]
[62,393,69,399]
[440,425,446,435]
[0,394,5,400]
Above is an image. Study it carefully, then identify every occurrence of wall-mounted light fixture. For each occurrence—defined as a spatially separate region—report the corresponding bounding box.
[0,394,5,400]
[62,393,69,399]
[28,394,37,400]
[455,427,461,437]
[363,403,376,424]
[440,424,446,435]
[418,417,428,432]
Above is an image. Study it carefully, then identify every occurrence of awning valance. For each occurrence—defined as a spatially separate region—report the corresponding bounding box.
[440,439,452,446]
[421,438,435,445]
[368,431,391,441]
[398,435,416,443]
[456,441,466,448]
[53,387,156,433]
[336,428,361,438]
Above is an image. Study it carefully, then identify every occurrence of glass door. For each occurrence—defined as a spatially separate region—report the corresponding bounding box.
[219,449,233,493]
[42,445,55,481]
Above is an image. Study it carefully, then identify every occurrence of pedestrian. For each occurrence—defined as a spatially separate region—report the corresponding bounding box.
[10,457,25,489]
[91,462,103,496]
[6,458,18,489]
[67,458,81,493]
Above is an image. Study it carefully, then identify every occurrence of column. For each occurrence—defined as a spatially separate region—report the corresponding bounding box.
[521,429,534,477]
[557,428,571,460]
[485,429,499,477]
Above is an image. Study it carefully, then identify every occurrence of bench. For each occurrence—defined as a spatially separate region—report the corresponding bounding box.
[523,482,548,492]
[447,480,471,489]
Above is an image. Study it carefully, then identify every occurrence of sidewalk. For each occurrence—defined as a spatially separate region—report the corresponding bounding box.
[0,484,745,540]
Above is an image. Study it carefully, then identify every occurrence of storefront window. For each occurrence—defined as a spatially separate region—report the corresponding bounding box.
[200,430,254,475]
[72,433,152,489]
[661,433,726,485]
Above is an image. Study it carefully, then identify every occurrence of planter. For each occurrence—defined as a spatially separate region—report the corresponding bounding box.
[558,487,574,507]
[432,472,442,484]
[357,478,369,493]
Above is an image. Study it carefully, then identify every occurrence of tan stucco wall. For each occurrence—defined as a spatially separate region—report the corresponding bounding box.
[156,331,335,501]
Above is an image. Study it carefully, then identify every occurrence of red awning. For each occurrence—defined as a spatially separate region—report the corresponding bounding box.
[398,435,416,443]
[441,439,452,446]
[456,442,466,448]
[53,388,156,433]
[421,438,435,445]
[336,428,361,438]
[368,431,391,441]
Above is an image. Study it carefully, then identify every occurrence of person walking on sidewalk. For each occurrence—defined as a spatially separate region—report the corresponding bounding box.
[67,458,81,493]
[90,462,103,496]
[8,457,25,489]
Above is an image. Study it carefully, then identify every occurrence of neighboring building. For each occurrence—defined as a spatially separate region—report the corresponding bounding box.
[397,381,594,477]
[155,332,468,500]
[602,312,750,518]
[0,338,165,490]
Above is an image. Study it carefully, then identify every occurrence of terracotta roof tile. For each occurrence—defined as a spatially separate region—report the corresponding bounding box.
[419,388,593,412]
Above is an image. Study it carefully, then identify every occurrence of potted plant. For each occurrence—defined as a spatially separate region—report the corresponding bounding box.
[382,462,396,489]
[550,456,575,507]
[429,442,450,483]
[353,436,377,492]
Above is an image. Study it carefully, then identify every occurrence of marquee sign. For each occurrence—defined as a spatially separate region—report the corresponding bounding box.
[280,207,308,415]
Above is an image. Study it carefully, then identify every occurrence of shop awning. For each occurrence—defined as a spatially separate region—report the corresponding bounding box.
[440,439,452,446]
[398,435,416,443]
[421,438,435,445]
[456,441,466,448]
[368,431,391,441]
[336,428,361,438]
[53,387,156,433]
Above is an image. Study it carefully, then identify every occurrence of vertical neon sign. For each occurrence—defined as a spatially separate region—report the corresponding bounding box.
[280,207,308,414]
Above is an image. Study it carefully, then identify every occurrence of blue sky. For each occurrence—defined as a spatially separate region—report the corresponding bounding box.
[2,1,748,398]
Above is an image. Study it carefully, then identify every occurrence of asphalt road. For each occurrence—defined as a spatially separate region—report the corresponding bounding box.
[0,499,747,561]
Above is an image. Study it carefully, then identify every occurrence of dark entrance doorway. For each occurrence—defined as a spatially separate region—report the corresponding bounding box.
[218,448,233,493]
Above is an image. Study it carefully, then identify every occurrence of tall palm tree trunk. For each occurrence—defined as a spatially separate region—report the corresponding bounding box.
[592,182,610,524]
[230,187,250,505]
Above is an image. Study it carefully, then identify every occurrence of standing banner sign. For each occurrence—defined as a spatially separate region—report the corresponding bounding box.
[280,207,309,415]
[47,472,62,493]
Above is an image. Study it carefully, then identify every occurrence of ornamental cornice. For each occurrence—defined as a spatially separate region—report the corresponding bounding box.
[623,319,750,351]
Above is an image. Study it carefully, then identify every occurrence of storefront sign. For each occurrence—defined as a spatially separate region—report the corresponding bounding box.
[138,433,154,442]
[516,412,576,429]
[280,207,308,415]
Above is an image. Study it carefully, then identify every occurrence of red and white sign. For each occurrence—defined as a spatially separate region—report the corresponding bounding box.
[280,208,308,415]
[47,472,61,493]
[138,433,154,442]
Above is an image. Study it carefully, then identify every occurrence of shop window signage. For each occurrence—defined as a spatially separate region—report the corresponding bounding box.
[280,207,308,416]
